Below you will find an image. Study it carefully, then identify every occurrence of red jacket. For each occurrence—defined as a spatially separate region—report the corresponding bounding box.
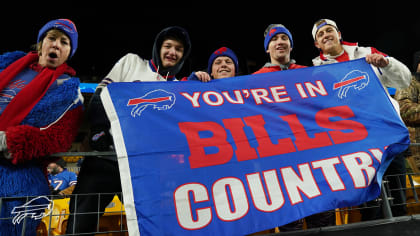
[253,62,306,74]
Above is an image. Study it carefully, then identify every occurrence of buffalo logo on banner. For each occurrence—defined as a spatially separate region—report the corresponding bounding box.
[333,70,370,98]
[127,89,176,117]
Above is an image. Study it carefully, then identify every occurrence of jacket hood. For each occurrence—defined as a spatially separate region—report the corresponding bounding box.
[151,26,191,78]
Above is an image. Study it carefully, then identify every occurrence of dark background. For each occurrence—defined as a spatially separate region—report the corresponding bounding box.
[1,6,419,81]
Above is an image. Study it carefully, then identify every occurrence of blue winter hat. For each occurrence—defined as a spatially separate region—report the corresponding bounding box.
[207,47,239,74]
[264,24,293,51]
[37,19,78,58]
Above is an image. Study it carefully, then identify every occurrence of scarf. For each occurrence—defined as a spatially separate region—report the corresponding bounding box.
[0,52,75,130]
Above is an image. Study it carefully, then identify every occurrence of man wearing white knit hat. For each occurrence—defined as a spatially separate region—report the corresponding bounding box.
[312,19,410,93]
[312,18,411,221]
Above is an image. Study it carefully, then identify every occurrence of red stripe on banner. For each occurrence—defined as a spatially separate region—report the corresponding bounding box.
[127,96,171,105]
[333,76,365,89]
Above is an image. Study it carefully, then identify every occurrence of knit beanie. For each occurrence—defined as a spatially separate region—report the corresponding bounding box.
[207,47,239,74]
[264,24,293,51]
[37,19,78,58]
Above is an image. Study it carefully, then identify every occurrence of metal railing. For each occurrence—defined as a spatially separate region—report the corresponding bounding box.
[1,151,420,235]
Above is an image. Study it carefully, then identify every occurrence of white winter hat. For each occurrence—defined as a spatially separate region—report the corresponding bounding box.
[312,19,339,40]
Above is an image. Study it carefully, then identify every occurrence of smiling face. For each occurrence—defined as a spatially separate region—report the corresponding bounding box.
[211,56,236,79]
[160,38,185,68]
[314,25,343,56]
[266,33,292,65]
[38,29,71,68]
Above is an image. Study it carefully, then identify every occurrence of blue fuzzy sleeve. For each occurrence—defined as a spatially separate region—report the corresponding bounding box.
[21,77,81,127]
[0,51,26,72]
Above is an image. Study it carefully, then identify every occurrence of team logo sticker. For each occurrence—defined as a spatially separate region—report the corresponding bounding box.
[127,89,176,117]
[11,196,53,225]
[333,70,369,99]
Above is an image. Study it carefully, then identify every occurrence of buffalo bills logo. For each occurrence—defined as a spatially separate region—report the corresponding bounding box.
[269,28,277,37]
[0,80,26,103]
[333,70,369,99]
[0,89,16,103]
[92,131,106,141]
[11,196,52,225]
[214,47,227,55]
[127,89,176,117]
[56,19,77,33]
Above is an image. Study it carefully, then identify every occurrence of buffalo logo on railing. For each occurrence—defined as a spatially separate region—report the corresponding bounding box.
[127,89,176,117]
[11,196,53,225]
[333,70,369,99]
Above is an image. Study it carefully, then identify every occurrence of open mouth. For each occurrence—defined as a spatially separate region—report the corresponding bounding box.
[48,52,58,59]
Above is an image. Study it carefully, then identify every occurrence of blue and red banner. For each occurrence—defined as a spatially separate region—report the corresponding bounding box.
[101,59,409,236]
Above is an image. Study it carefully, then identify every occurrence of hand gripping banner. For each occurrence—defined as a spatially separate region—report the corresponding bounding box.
[101,59,409,236]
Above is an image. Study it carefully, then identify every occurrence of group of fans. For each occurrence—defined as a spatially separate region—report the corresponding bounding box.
[0,16,416,236]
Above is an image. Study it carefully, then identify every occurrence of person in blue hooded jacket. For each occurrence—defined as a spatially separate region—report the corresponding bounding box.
[66,26,192,235]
